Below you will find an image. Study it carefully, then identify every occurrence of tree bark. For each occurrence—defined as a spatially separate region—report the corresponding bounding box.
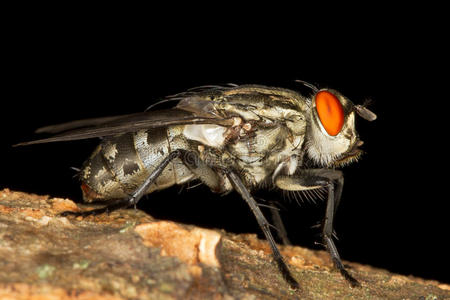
[0,188,448,300]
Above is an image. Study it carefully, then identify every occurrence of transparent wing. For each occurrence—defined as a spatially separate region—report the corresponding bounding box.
[34,114,137,134]
[15,108,234,146]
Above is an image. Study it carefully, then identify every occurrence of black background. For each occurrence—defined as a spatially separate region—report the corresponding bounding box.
[2,9,448,285]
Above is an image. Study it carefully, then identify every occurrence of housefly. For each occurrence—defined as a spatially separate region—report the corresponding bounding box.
[15,83,376,289]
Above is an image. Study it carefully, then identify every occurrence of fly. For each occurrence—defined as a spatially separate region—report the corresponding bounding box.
[15,82,376,289]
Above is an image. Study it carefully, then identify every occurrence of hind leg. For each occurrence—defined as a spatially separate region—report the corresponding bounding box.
[61,150,185,217]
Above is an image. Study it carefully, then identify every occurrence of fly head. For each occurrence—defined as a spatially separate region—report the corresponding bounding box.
[305,89,376,167]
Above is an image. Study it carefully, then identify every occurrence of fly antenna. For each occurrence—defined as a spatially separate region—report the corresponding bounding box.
[355,100,377,121]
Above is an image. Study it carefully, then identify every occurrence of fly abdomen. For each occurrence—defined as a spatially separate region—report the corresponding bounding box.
[133,127,195,192]
[80,126,195,202]
[80,145,127,201]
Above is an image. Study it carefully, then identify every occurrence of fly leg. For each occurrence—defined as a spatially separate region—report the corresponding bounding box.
[269,203,292,245]
[274,169,360,287]
[181,155,297,287]
[225,170,300,289]
[178,150,224,193]
[61,150,184,217]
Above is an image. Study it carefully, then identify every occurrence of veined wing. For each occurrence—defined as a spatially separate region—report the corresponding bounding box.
[34,114,137,134]
[14,108,235,146]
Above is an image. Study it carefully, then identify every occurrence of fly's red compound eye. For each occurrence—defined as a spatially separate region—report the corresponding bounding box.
[315,91,344,136]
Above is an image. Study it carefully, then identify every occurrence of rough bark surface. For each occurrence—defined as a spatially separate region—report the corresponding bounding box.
[0,188,448,300]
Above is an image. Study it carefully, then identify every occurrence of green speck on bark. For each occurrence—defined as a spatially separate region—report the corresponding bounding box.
[36,264,55,279]
[72,259,90,270]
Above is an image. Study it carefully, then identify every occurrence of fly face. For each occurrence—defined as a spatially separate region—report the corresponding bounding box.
[306,89,373,167]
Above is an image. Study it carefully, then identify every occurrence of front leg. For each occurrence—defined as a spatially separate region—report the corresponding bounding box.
[274,169,360,287]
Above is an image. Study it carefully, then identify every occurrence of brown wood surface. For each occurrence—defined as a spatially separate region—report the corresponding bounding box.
[0,189,448,299]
